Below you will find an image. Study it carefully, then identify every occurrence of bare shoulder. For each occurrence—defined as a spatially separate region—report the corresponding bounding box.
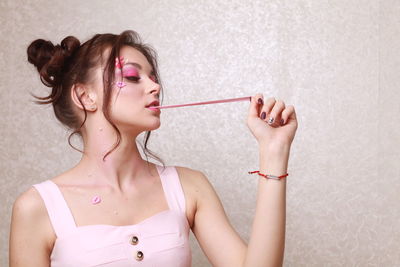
[11,185,54,238]
[10,185,54,265]
[175,166,208,181]
[174,166,220,209]
[175,166,215,195]
[12,186,47,221]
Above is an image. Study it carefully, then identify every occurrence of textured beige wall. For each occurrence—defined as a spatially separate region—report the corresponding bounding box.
[1,0,399,266]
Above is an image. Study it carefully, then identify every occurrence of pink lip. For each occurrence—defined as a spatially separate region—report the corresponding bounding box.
[147,106,161,114]
[146,100,161,114]
[146,100,160,108]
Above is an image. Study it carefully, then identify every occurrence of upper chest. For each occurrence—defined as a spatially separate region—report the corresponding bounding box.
[53,172,196,229]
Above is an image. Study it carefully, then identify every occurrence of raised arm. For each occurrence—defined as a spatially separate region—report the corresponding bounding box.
[189,94,297,267]
[243,95,297,266]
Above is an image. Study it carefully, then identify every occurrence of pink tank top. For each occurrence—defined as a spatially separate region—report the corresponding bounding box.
[33,165,192,267]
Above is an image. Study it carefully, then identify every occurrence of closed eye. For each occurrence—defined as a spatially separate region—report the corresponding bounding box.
[125,76,140,82]
[121,66,140,82]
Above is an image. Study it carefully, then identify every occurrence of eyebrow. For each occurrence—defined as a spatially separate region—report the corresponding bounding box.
[125,62,142,70]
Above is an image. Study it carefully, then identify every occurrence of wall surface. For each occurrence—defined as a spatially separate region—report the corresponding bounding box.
[1,0,399,266]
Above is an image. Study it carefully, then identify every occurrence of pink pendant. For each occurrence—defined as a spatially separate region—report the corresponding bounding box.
[92,196,101,205]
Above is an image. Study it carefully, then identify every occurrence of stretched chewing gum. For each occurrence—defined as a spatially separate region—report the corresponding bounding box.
[150,96,251,110]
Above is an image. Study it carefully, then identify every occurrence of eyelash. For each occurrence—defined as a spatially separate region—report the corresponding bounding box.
[125,76,140,82]
[122,74,158,83]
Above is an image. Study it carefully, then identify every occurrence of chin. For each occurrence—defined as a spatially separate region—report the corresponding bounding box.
[116,117,161,135]
[141,118,161,132]
[147,120,161,131]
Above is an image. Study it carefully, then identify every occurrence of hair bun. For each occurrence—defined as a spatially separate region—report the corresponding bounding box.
[60,36,80,58]
[27,39,55,73]
[27,36,80,87]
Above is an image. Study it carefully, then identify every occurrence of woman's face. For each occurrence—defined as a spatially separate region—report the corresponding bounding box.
[100,46,161,135]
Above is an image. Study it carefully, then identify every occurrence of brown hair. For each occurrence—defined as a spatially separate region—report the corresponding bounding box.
[27,30,163,163]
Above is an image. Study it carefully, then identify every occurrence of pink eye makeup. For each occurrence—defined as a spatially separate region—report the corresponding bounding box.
[122,67,140,78]
[115,56,125,69]
[149,74,157,83]
[121,66,140,82]
[114,57,157,84]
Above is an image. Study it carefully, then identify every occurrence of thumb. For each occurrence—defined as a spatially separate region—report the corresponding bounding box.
[248,94,263,118]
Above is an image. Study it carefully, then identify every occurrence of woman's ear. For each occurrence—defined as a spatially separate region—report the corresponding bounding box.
[71,84,98,112]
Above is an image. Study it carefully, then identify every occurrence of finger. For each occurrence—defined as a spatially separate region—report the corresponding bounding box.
[248,93,264,118]
[259,97,278,121]
[266,99,285,126]
[259,97,276,120]
[281,105,296,125]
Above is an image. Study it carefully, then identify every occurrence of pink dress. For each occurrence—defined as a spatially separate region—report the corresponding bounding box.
[33,165,192,267]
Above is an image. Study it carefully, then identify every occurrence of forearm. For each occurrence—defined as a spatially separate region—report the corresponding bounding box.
[243,145,290,267]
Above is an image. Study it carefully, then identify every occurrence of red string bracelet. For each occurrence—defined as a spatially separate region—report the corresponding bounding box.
[248,171,288,180]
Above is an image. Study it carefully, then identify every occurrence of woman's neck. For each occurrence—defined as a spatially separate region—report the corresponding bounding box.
[76,127,154,191]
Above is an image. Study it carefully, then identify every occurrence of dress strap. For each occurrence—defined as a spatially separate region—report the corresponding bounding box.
[33,180,76,237]
[156,165,186,214]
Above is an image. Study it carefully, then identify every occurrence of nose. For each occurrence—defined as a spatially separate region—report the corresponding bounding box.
[147,79,161,96]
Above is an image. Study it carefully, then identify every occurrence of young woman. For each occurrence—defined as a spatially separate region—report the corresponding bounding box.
[10,30,297,267]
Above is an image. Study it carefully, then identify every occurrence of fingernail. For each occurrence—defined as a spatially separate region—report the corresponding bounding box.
[268,117,274,124]
[261,112,266,120]
[257,98,263,105]
[280,119,285,125]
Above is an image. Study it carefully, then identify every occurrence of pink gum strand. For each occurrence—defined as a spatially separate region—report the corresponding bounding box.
[149,96,251,110]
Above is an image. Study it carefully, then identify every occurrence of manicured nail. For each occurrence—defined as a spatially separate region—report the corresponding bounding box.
[280,119,285,125]
[261,112,266,120]
[268,117,274,124]
[258,98,263,105]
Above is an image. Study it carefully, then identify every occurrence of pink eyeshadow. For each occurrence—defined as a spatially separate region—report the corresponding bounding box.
[123,67,139,77]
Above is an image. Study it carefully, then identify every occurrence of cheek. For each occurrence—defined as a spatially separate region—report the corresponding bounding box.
[113,83,142,99]
[110,86,144,113]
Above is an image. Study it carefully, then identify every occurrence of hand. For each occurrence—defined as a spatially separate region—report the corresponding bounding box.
[247,94,298,149]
